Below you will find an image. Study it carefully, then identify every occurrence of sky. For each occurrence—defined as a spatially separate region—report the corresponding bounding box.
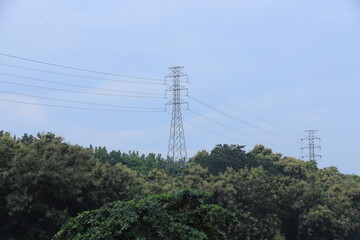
[0,0,359,174]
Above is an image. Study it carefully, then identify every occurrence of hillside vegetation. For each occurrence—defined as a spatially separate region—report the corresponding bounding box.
[0,131,359,239]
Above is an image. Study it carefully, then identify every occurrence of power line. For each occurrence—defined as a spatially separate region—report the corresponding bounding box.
[0,72,164,96]
[0,99,165,112]
[0,62,164,85]
[0,52,163,82]
[184,118,253,148]
[0,80,164,99]
[188,82,305,136]
[0,90,164,110]
[188,108,300,150]
[188,95,300,144]
[184,117,299,158]
[188,109,302,153]
[184,116,297,158]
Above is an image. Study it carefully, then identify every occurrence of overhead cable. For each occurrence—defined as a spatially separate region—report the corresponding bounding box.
[0,99,165,112]
[0,52,163,82]
[0,72,164,96]
[188,109,302,153]
[0,80,164,99]
[0,62,164,85]
[0,90,164,110]
[184,118,254,148]
[184,117,298,159]
[189,82,305,136]
[188,95,300,144]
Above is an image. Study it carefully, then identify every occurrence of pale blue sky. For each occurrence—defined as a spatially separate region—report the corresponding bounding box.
[0,0,359,174]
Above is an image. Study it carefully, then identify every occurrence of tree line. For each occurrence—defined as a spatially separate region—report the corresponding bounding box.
[0,131,359,239]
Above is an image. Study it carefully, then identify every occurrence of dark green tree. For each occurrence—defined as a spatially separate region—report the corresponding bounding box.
[0,133,136,240]
[192,144,247,175]
[53,189,236,240]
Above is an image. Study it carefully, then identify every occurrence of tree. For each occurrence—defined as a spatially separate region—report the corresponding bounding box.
[0,133,136,240]
[212,167,282,239]
[192,144,247,175]
[2,132,360,240]
[181,163,213,192]
[53,189,236,240]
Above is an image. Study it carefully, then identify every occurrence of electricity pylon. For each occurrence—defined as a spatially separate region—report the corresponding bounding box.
[301,130,321,161]
[166,66,188,166]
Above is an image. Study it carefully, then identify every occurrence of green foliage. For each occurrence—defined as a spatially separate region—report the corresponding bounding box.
[140,168,179,196]
[181,163,213,192]
[1,131,360,240]
[192,144,247,175]
[212,167,282,239]
[0,133,136,240]
[52,189,236,240]
[93,147,173,174]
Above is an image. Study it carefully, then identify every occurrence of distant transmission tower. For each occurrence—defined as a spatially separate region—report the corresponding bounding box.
[166,66,188,165]
[301,130,321,161]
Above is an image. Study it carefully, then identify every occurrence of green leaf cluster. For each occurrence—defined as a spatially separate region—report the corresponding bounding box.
[52,189,236,240]
[1,132,360,240]
[0,132,136,239]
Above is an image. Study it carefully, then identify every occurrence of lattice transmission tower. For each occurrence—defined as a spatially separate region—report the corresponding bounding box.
[301,130,321,161]
[166,66,188,165]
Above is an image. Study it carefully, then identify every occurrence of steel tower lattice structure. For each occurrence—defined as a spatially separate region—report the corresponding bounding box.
[166,66,188,165]
[301,130,321,161]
